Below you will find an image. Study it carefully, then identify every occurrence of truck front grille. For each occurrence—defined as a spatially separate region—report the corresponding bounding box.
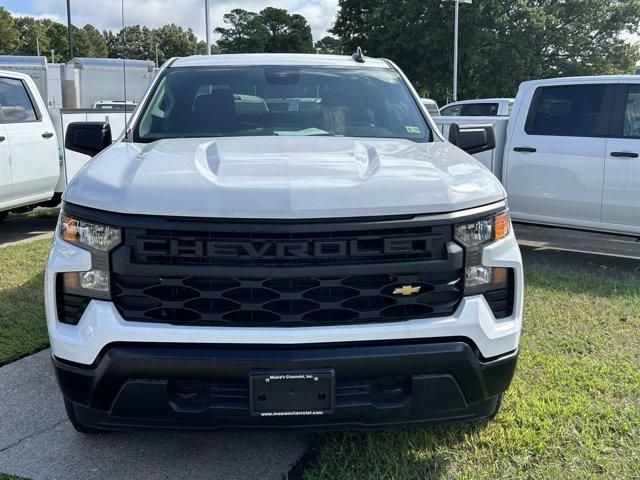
[112,271,462,327]
[109,215,465,327]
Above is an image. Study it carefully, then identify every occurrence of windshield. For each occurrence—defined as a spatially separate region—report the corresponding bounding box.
[133,66,431,143]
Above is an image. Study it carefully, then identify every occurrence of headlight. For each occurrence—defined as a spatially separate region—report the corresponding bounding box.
[60,214,121,251]
[455,211,511,294]
[58,213,121,300]
[454,211,510,247]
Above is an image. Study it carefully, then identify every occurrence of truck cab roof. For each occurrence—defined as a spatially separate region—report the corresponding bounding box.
[170,53,392,69]
[520,75,640,88]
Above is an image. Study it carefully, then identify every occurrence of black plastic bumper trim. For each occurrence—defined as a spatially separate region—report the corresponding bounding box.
[53,340,518,430]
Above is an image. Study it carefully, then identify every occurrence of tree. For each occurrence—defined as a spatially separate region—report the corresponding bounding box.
[259,7,314,53]
[105,25,155,60]
[315,36,343,54]
[81,25,107,58]
[331,0,640,103]
[153,24,203,63]
[13,16,49,57]
[44,19,71,62]
[0,7,20,55]
[216,7,314,54]
[215,9,270,53]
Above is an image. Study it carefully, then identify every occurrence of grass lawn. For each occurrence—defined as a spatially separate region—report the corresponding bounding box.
[0,238,51,366]
[301,271,640,480]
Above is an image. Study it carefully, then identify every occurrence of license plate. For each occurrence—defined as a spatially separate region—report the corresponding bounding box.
[249,370,335,417]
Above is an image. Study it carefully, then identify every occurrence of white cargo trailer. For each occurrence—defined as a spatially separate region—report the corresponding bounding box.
[0,55,48,101]
[63,57,156,109]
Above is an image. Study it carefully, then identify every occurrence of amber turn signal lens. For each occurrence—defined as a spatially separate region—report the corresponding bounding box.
[491,266,509,285]
[60,214,79,243]
[494,211,510,241]
[62,271,80,290]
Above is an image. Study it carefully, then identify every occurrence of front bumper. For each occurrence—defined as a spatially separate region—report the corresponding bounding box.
[45,230,523,365]
[55,340,518,430]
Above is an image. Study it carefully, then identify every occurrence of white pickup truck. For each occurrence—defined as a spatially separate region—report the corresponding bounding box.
[0,70,62,221]
[0,70,132,222]
[46,53,523,432]
[435,76,640,236]
[440,98,514,117]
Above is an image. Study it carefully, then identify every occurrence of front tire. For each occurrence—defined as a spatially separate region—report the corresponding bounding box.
[64,400,105,434]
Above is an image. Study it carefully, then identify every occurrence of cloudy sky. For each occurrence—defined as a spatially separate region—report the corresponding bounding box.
[1,0,339,41]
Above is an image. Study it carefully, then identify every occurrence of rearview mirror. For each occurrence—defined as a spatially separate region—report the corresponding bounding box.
[65,122,112,157]
[448,123,496,155]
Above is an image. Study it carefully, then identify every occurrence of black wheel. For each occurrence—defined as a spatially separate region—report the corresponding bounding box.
[487,393,504,420]
[64,400,105,434]
[0,211,7,223]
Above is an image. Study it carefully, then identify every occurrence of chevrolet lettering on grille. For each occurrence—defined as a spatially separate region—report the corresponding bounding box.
[135,236,440,261]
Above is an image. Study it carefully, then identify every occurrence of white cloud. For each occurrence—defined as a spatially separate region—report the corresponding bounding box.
[7,10,63,22]
[26,0,338,41]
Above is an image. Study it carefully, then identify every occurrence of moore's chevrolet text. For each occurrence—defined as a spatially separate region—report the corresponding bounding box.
[45,53,524,432]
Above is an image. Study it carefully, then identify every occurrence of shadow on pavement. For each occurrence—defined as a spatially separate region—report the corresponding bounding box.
[514,223,640,283]
[0,213,59,248]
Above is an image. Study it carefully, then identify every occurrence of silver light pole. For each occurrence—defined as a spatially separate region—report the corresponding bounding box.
[36,36,40,57]
[205,0,211,55]
[442,0,472,102]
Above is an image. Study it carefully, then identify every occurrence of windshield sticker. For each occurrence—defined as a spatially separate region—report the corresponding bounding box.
[405,125,421,134]
[274,128,330,136]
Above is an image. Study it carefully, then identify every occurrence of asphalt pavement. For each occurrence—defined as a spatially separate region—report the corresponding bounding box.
[0,351,311,480]
[514,223,640,282]
[0,213,58,249]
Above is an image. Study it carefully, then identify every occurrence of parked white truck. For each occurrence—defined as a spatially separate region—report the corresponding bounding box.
[0,69,133,221]
[440,98,514,117]
[46,53,523,432]
[435,75,640,236]
[0,70,63,221]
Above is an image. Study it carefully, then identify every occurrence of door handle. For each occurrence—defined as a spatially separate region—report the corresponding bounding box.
[513,147,537,153]
[42,132,54,139]
[0,136,5,142]
[610,151,638,158]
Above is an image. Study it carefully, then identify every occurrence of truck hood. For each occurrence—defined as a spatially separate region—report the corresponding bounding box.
[64,136,505,219]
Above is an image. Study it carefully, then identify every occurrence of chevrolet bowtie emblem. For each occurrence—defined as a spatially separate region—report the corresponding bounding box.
[393,285,422,296]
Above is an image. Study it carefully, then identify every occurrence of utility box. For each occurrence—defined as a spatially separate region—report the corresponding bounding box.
[63,57,156,109]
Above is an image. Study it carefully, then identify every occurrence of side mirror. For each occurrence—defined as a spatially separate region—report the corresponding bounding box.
[449,123,496,155]
[65,122,112,157]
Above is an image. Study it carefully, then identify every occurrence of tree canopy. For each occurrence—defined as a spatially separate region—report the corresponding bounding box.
[315,36,343,55]
[0,7,20,55]
[216,7,314,54]
[331,0,640,102]
[0,7,204,63]
[0,2,638,104]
